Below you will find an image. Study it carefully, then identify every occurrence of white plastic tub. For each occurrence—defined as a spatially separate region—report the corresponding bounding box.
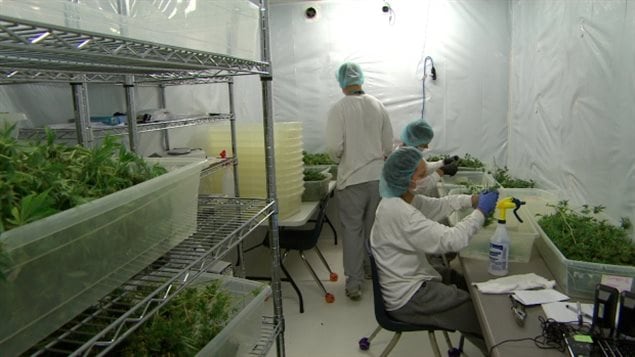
[0,158,206,356]
[195,275,271,356]
[437,171,499,197]
[448,188,538,263]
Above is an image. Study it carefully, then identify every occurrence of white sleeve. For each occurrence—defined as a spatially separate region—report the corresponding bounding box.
[403,208,484,254]
[410,194,474,222]
[426,160,444,173]
[413,171,441,196]
[380,107,394,158]
[325,106,344,163]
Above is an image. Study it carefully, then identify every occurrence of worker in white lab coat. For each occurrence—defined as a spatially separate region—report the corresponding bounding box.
[398,118,460,197]
[370,147,497,352]
[326,62,394,301]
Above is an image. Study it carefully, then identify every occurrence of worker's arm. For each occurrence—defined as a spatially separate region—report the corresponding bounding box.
[325,106,344,163]
[380,108,394,158]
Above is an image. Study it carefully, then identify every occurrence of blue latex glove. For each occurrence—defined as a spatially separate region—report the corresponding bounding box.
[477,190,499,216]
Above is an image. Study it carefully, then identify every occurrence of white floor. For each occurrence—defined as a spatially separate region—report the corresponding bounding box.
[241,222,485,357]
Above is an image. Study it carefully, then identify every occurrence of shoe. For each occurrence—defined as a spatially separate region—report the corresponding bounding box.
[346,288,362,301]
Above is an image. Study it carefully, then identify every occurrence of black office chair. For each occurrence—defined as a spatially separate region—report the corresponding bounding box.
[264,194,338,313]
[359,240,464,357]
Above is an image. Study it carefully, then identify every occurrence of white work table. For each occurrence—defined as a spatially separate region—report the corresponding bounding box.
[461,251,567,357]
[278,181,336,227]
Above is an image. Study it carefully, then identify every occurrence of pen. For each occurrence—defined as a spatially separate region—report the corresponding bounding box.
[565,303,593,320]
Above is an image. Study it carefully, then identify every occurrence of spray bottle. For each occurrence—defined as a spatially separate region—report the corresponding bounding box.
[488,197,526,276]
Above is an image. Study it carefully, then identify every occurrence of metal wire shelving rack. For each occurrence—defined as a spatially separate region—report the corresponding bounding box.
[27,197,275,356]
[0,0,286,355]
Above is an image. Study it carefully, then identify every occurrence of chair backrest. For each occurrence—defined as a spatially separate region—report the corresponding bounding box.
[364,239,429,332]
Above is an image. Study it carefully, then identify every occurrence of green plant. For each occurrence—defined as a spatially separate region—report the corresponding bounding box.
[0,126,167,232]
[303,168,327,181]
[425,155,446,162]
[537,201,635,266]
[457,153,485,170]
[491,166,535,188]
[302,151,335,165]
[0,243,10,281]
[117,282,236,356]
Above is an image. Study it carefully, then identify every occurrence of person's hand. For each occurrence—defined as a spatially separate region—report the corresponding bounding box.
[477,190,499,216]
[443,155,460,165]
[440,160,458,176]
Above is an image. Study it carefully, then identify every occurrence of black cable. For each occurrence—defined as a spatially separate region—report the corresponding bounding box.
[421,56,436,117]
[486,316,593,356]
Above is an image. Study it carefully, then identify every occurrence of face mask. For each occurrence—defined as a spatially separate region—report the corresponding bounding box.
[408,177,427,194]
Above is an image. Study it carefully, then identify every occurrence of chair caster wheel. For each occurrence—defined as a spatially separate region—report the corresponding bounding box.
[329,272,338,281]
[325,292,335,303]
[358,337,370,350]
[448,347,461,357]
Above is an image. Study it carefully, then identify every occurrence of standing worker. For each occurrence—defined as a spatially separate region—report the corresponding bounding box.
[326,62,394,301]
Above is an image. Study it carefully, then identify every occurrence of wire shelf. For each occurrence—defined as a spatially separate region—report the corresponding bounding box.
[249,316,283,356]
[0,16,269,81]
[17,113,231,141]
[28,196,275,356]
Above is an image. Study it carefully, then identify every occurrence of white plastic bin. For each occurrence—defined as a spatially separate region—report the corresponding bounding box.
[0,159,206,356]
[437,171,499,197]
[195,275,272,356]
[448,188,538,263]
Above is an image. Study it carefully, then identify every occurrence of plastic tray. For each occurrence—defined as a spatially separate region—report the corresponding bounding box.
[193,274,271,357]
[0,158,206,356]
[437,171,499,197]
[302,174,332,202]
[533,216,635,299]
[448,188,539,263]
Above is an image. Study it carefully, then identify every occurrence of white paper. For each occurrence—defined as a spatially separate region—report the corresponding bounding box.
[542,302,593,324]
[601,275,634,293]
[512,289,569,306]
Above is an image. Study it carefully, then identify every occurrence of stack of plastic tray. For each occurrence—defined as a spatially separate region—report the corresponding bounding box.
[201,122,304,218]
[448,188,539,263]
[0,158,207,356]
[522,190,635,298]
[437,171,499,197]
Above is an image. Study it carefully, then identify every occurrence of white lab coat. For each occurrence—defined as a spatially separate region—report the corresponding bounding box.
[326,94,393,190]
[370,194,485,311]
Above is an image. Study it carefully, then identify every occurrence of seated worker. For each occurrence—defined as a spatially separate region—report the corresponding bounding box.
[370,147,498,353]
[399,118,460,197]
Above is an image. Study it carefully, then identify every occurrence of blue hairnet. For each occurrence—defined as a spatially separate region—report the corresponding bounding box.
[400,119,434,147]
[336,62,365,88]
[379,147,423,198]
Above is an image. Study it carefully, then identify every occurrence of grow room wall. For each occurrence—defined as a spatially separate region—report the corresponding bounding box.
[507,0,635,235]
[1,0,634,238]
[269,0,511,165]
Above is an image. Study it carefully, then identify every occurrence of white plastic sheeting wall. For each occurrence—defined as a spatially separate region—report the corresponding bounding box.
[1,0,634,233]
[508,0,635,233]
[270,0,510,165]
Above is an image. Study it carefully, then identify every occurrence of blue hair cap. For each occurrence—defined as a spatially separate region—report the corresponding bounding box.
[400,119,434,147]
[336,62,365,88]
[379,146,423,198]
